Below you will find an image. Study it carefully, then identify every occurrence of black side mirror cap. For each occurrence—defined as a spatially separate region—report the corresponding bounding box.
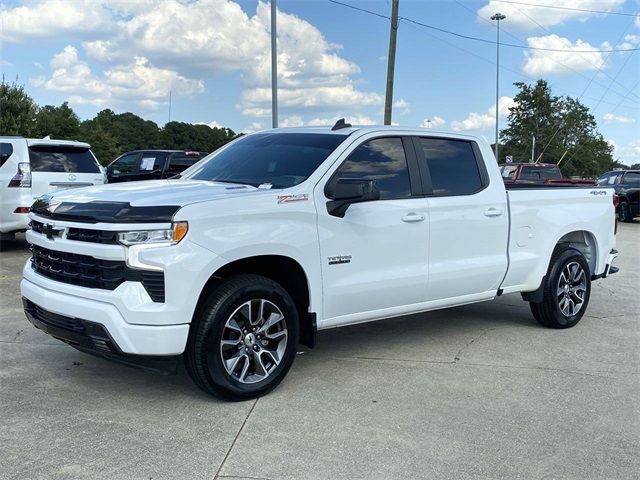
[326,178,379,217]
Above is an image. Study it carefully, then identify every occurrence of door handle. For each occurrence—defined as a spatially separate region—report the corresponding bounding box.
[484,208,503,217]
[402,213,425,223]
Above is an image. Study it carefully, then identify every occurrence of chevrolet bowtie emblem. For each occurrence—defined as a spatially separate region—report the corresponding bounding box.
[44,223,62,240]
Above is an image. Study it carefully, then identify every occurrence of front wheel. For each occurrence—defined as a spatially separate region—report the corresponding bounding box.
[529,247,591,329]
[184,275,299,401]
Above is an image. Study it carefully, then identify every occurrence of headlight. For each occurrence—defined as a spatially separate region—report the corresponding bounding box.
[118,221,188,246]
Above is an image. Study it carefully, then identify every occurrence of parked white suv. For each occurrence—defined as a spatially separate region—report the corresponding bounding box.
[20,125,619,400]
[0,137,105,238]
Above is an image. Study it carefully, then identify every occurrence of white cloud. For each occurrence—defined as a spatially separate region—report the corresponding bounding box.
[420,117,446,128]
[280,115,305,127]
[393,98,410,114]
[243,122,266,133]
[194,121,223,129]
[616,34,640,50]
[451,97,515,131]
[12,0,381,121]
[0,0,115,42]
[616,140,640,166]
[522,35,606,76]
[477,0,625,31]
[603,113,636,124]
[32,45,204,110]
[307,115,377,126]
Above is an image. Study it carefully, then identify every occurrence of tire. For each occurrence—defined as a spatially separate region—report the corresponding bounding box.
[184,274,299,401]
[618,201,633,223]
[529,247,591,329]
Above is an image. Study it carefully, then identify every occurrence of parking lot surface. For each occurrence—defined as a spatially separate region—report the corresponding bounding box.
[1,223,638,480]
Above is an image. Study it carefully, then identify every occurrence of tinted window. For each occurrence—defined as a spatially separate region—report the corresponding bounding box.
[0,143,13,168]
[29,146,100,173]
[501,165,517,179]
[597,173,612,186]
[111,153,139,174]
[625,172,640,187]
[332,137,411,200]
[139,153,166,172]
[420,138,482,195]
[184,133,347,188]
[520,165,562,181]
[166,152,207,175]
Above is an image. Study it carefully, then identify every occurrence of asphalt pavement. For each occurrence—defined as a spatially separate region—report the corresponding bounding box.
[1,222,638,480]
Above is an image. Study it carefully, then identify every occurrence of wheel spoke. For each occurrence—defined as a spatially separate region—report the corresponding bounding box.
[220,298,287,384]
[225,350,245,373]
[257,312,283,335]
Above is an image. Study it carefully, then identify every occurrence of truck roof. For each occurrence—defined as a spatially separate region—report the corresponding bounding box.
[262,125,484,142]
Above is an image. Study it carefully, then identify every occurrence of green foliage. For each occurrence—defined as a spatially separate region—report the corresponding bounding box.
[34,102,81,139]
[161,121,237,153]
[0,80,38,136]
[500,80,616,177]
[0,84,237,165]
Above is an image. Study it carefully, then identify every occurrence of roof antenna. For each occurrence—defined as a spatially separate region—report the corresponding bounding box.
[331,118,352,131]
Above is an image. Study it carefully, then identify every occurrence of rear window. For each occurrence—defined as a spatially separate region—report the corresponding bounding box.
[420,138,483,196]
[29,146,100,173]
[519,165,562,181]
[0,143,13,168]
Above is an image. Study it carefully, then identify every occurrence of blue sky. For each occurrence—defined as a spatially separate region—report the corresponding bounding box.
[1,0,638,164]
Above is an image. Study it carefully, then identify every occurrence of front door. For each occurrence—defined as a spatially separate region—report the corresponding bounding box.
[316,136,429,324]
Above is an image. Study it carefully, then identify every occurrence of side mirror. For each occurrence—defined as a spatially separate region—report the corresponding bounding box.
[326,178,380,217]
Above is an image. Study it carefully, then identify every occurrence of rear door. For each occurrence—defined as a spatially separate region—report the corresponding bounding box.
[28,145,105,197]
[414,136,509,300]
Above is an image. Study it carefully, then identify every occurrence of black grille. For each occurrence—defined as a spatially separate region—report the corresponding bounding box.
[66,227,119,244]
[30,245,165,302]
[30,220,119,244]
[28,302,85,333]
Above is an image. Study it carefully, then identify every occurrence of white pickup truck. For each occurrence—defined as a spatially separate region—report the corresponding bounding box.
[21,124,619,400]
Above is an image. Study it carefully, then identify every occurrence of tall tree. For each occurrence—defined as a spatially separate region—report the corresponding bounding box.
[0,80,38,136]
[500,80,616,177]
[33,102,81,139]
[79,121,120,165]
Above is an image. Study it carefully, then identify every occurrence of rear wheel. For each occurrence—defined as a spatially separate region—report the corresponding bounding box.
[184,275,299,401]
[618,201,633,223]
[529,247,591,329]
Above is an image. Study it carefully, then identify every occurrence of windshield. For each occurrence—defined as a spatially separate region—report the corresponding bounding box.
[182,132,348,188]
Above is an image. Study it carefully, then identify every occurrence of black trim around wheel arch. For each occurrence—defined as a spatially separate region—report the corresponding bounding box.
[31,198,180,224]
[23,298,180,375]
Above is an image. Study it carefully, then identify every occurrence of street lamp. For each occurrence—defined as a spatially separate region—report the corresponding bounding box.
[491,12,506,162]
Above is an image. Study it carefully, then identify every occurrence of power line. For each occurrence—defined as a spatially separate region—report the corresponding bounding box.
[492,0,640,18]
[327,0,640,53]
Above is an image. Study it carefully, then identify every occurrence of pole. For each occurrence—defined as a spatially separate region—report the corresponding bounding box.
[168,90,172,124]
[491,13,505,161]
[384,0,399,125]
[531,135,535,163]
[271,0,278,128]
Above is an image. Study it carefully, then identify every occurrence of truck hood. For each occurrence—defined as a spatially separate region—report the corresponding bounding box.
[30,180,268,224]
[48,179,264,207]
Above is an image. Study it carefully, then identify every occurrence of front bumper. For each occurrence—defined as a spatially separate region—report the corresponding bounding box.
[23,298,181,374]
[21,277,189,356]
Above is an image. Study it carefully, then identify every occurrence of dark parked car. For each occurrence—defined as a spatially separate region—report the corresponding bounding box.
[597,169,640,222]
[500,163,595,185]
[106,150,208,183]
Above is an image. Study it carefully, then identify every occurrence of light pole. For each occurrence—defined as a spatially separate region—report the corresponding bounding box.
[491,12,505,162]
[271,0,278,128]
